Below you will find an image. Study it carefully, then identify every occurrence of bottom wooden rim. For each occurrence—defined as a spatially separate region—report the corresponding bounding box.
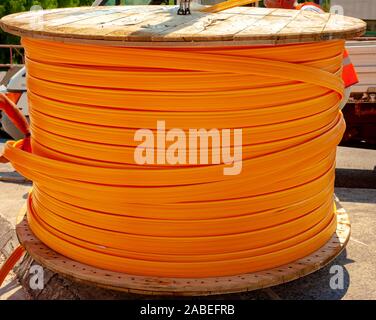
[16,202,350,296]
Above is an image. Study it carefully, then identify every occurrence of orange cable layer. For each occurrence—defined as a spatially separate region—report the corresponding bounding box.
[3,38,346,278]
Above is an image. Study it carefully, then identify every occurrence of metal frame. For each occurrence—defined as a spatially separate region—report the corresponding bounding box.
[0,44,24,68]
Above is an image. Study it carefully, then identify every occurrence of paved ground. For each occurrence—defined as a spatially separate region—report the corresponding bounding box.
[0,138,375,300]
[270,187,376,300]
[336,146,376,189]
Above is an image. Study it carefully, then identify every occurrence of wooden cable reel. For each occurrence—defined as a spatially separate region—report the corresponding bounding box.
[0,5,365,295]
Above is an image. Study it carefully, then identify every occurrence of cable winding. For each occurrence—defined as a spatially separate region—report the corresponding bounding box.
[3,38,346,277]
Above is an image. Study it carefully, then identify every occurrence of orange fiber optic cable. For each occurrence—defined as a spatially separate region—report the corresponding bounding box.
[2,37,346,278]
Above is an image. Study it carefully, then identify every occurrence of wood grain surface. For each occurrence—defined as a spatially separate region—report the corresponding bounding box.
[0,6,367,46]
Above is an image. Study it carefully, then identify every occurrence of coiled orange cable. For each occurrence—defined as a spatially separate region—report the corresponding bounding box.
[3,38,346,278]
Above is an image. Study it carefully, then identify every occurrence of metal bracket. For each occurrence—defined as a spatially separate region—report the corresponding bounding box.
[177,0,191,15]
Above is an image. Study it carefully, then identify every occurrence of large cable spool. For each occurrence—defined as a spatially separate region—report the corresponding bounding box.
[0,5,365,292]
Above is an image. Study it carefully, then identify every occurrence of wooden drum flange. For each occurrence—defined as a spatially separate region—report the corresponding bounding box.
[16,202,350,296]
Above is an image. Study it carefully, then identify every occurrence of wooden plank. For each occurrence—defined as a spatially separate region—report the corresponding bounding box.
[345,41,376,91]
[105,7,190,41]
[351,84,375,93]
[277,9,326,39]
[349,55,376,67]
[323,14,367,36]
[151,12,220,42]
[3,7,99,29]
[192,7,265,41]
[234,9,293,43]
[0,6,367,46]
[356,69,376,84]
[48,7,163,40]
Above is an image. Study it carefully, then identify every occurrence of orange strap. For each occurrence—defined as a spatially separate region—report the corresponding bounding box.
[201,0,260,13]
[3,38,346,278]
[0,93,30,137]
[0,245,25,288]
[0,93,31,163]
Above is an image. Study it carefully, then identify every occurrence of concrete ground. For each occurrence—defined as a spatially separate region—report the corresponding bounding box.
[0,138,375,300]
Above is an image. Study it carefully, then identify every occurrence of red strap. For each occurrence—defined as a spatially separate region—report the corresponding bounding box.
[0,93,31,163]
[0,245,25,288]
[0,93,30,136]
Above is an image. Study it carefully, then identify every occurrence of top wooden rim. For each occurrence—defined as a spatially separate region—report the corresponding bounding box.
[0,5,366,47]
